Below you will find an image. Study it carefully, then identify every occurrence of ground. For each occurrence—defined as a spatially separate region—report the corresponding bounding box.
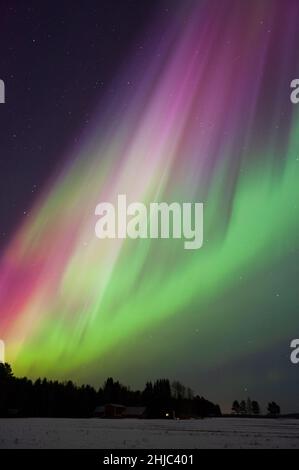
[0,417,298,449]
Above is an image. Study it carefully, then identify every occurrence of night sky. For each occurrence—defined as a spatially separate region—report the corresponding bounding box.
[1,0,299,414]
[0,0,161,245]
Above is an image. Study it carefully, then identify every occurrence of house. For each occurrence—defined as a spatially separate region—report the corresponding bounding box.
[93,404,147,419]
[94,403,125,418]
[93,404,174,419]
[105,403,126,418]
[122,406,147,418]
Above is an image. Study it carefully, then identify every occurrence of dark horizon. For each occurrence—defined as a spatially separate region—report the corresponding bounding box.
[1,361,292,418]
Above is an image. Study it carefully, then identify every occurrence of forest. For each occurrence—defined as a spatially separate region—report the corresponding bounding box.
[0,362,221,418]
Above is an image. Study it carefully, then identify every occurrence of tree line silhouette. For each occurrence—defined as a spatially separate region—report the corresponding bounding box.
[0,363,221,418]
[232,398,281,417]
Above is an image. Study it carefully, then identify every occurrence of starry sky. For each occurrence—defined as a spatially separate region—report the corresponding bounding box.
[0,0,160,244]
[0,0,299,414]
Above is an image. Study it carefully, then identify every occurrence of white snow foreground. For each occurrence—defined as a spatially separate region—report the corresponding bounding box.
[0,418,298,449]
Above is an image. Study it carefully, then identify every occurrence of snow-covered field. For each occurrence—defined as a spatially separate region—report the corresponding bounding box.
[0,417,298,449]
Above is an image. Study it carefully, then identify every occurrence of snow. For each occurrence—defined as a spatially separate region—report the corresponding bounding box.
[0,417,298,449]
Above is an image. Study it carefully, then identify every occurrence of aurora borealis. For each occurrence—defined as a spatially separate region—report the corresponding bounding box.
[1,0,299,412]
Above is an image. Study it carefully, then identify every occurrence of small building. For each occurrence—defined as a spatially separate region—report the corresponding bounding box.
[105,403,126,418]
[94,404,146,419]
[93,404,174,419]
[94,403,125,418]
[122,406,147,418]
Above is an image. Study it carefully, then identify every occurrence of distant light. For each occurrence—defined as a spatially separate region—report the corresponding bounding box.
[165,413,169,417]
